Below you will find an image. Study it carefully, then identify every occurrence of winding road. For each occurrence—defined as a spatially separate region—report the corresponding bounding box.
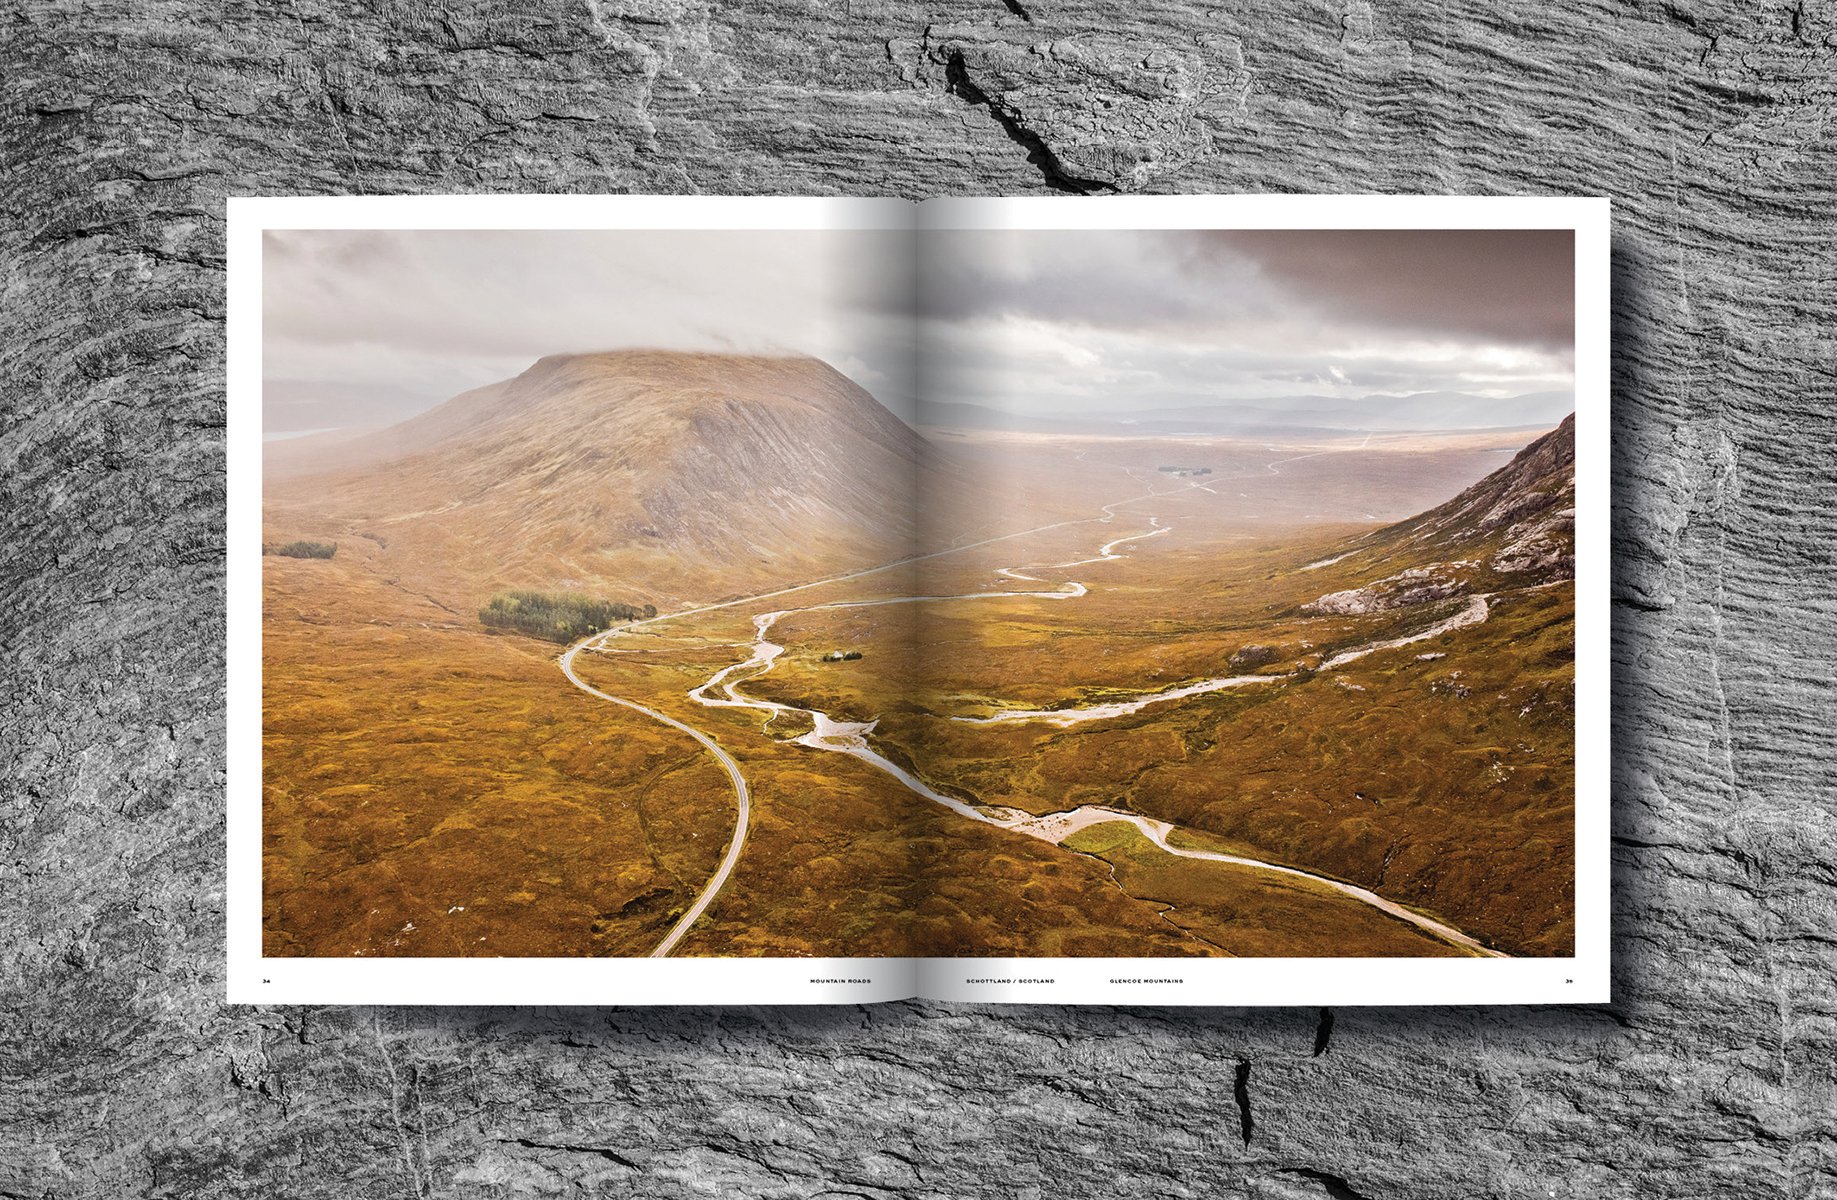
[560,458,1506,959]
[557,641,751,958]
[556,478,1178,957]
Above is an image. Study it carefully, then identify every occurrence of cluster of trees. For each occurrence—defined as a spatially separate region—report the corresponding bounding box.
[821,650,864,662]
[479,591,657,644]
[264,541,337,559]
[1156,465,1213,476]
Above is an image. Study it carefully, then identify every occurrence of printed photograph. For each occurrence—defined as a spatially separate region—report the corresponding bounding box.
[261,225,1578,960]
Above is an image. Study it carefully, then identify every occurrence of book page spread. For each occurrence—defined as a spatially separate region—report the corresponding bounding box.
[228,194,1609,1005]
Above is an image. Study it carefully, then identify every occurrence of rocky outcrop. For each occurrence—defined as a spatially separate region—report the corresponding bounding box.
[1390,414,1577,585]
[1301,416,1577,619]
[1301,564,1473,615]
[1228,644,1281,669]
[1299,416,1576,620]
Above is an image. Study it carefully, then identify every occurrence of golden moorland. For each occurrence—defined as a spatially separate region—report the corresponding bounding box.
[263,351,1576,959]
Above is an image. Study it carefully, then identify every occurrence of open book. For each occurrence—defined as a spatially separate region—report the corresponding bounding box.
[227,195,1609,1004]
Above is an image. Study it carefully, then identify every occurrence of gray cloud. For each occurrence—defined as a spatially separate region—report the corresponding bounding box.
[1192,229,1574,350]
[263,226,1575,434]
[262,229,917,431]
[916,229,1575,417]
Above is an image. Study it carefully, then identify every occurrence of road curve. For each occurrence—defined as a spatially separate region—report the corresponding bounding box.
[686,592,1505,958]
[553,477,1175,956]
[555,452,1503,960]
[1012,807,1501,956]
[558,639,750,958]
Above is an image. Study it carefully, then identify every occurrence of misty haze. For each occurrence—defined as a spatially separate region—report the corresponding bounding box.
[260,226,1578,961]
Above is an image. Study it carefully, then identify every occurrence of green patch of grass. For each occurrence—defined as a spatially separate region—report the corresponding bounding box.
[1062,821,1138,855]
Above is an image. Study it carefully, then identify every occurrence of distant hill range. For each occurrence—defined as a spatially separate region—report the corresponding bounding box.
[265,351,946,609]
[921,390,1575,437]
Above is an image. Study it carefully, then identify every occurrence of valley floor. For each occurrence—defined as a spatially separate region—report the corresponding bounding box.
[262,427,1574,959]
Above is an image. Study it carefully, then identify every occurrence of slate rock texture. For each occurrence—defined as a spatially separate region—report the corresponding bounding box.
[3,1,1836,1197]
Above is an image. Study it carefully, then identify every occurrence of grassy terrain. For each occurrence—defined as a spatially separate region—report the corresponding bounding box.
[262,549,734,957]
[263,423,1574,958]
[1059,822,1472,957]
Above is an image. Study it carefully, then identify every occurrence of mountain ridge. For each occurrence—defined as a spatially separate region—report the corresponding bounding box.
[1298,414,1576,616]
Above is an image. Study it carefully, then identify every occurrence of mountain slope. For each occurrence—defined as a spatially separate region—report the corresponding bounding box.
[1121,413,1582,956]
[1298,414,1575,615]
[1379,413,1575,569]
[263,351,941,610]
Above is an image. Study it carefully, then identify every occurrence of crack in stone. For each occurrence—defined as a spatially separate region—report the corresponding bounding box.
[1280,1167,1376,1200]
[942,49,1115,195]
[1233,1059,1253,1146]
[1312,1007,1335,1057]
[505,1137,641,1168]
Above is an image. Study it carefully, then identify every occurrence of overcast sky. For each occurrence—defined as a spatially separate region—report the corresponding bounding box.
[916,229,1574,416]
[264,227,1573,432]
[262,228,917,431]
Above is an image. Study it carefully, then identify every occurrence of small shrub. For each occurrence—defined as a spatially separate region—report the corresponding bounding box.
[1229,644,1280,670]
[265,541,337,559]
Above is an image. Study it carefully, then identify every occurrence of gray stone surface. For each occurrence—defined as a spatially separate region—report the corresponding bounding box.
[3,1,1834,1196]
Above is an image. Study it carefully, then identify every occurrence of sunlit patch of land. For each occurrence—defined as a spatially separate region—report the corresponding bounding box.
[262,354,1573,960]
[262,559,737,957]
[1060,823,1468,957]
[736,433,1574,956]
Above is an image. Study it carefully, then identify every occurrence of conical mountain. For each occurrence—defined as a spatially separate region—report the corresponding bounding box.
[264,351,937,609]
